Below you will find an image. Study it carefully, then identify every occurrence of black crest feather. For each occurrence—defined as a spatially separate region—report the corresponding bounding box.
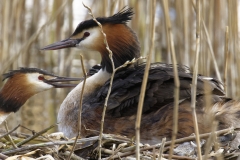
[72,7,134,36]
[2,68,55,81]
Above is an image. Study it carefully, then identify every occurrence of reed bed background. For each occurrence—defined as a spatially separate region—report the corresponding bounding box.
[0,0,239,135]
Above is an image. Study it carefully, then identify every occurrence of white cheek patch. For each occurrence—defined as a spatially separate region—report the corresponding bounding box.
[76,28,101,51]
[26,73,53,92]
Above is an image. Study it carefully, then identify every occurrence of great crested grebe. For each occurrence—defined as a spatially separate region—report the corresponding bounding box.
[0,67,82,124]
[41,8,240,144]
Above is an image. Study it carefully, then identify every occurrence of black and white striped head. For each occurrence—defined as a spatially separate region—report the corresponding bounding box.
[42,7,140,73]
[2,67,81,92]
[0,67,82,114]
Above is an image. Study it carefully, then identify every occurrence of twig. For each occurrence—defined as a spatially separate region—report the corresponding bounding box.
[2,136,99,155]
[162,154,195,160]
[111,143,116,157]
[3,134,129,155]
[0,129,50,143]
[203,121,218,160]
[18,125,58,143]
[19,125,38,133]
[11,124,57,148]
[83,125,99,134]
[67,54,87,160]
[0,153,8,159]
[162,1,180,159]
[0,137,49,145]
[82,3,115,159]
[104,148,195,160]
[106,127,234,159]
[2,144,53,155]
[60,151,84,160]
[189,0,203,159]
[108,143,128,159]
[104,149,194,160]
[158,138,166,160]
[4,121,18,149]
[114,57,146,72]
[101,147,123,156]
[0,124,20,139]
[213,131,223,160]
[135,1,156,159]
[81,4,146,160]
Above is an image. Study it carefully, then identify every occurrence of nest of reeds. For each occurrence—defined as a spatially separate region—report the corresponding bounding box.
[1,1,240,160]
[1,125,240,160]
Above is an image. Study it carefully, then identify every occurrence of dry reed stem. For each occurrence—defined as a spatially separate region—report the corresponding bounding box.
[162,154,194,160]
[111,144,116,157]
[0,137,48,145]
[0,124,20,139]
[0,153,8,159]
[0,4,237,157]
[224,26,229,95]
[1,0,10,63]
[158,137,166,160]
[214,132,223,160]
[67,54,87,160]
[0,129,49,141]
[96,57,147,155]
[202,21,222,82]
[203,121,218,160]
[11,124,57,149]
[227,0,235,98]
[4,121,18,149]
[1,0,69,75]
[115,57,146,71]
[102,148,194,160]
[161,0,180,159]
[82,4,146,159]
[2,136,99,155]
[0,1,237,131]
[2,127,233,158]
[190,0,202,159]
[135,1,156,159]
[107,127,234,159]
[192,0,222,82]
[60,151,84,160]
[183,0,190,66]
[82,3,115,159]
[228,0,240,97]
[202,77,215,160]
[214,143,222,159]
[108,143,128,159]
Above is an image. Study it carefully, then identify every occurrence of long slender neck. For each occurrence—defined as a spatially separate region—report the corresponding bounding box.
[101,24,140,73]
[57,69,111,138]
[60,69,111,107]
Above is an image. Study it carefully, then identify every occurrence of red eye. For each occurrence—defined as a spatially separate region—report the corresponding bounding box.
[84,32,90,37]
[38,75,44,80]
